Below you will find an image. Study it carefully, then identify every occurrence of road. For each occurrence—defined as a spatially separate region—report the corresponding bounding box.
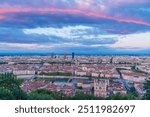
[116,68,132,90]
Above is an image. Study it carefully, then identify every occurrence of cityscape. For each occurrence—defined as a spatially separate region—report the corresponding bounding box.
[0,0,150,100]
[0,53,150,99]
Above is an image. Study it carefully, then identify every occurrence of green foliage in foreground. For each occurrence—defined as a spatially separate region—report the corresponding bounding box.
[128,87,139,98]
[70,93,103,100]
[28,90,103,100]
[106,93,136,100]
[28,90,135,100]
[0,74,28,100]
[28,90,68,100]
[143,78,150,100]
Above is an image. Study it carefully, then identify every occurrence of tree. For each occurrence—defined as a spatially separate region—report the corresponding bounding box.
[0,73,28,100]
[129,87,138,97]
[71,93,103,100]
[107,93,136,100]
[0,87,15,100]
[144,78,150,100]
[28,89,69,100]
[28,92,54,100]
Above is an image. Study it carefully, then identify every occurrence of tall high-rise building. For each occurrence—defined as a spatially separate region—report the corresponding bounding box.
[72,52,75,60]
[64,53,67,59]
[94,79,109,98]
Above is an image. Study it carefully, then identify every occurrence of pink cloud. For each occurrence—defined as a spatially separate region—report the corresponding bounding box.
[0,15,5,19]
[0,6,150,26]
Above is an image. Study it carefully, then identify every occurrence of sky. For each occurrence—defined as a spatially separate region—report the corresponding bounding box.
[0,0,150,54]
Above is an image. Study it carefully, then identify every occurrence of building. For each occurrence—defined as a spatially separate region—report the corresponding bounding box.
[121,70,148,83]
[91,72,100,77]
[94,79,109,98]
[13,70,36,75]
[64,53,67,60]
[75,71,87,76]
[72,52,75,60]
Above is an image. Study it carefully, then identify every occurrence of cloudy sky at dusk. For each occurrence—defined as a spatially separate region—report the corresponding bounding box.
[0,0,150,54]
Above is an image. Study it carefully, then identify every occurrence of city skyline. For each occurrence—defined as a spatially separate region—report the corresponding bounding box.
[0,0,150,54]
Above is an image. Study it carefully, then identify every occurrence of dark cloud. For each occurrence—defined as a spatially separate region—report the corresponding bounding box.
[1,12,150,33]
